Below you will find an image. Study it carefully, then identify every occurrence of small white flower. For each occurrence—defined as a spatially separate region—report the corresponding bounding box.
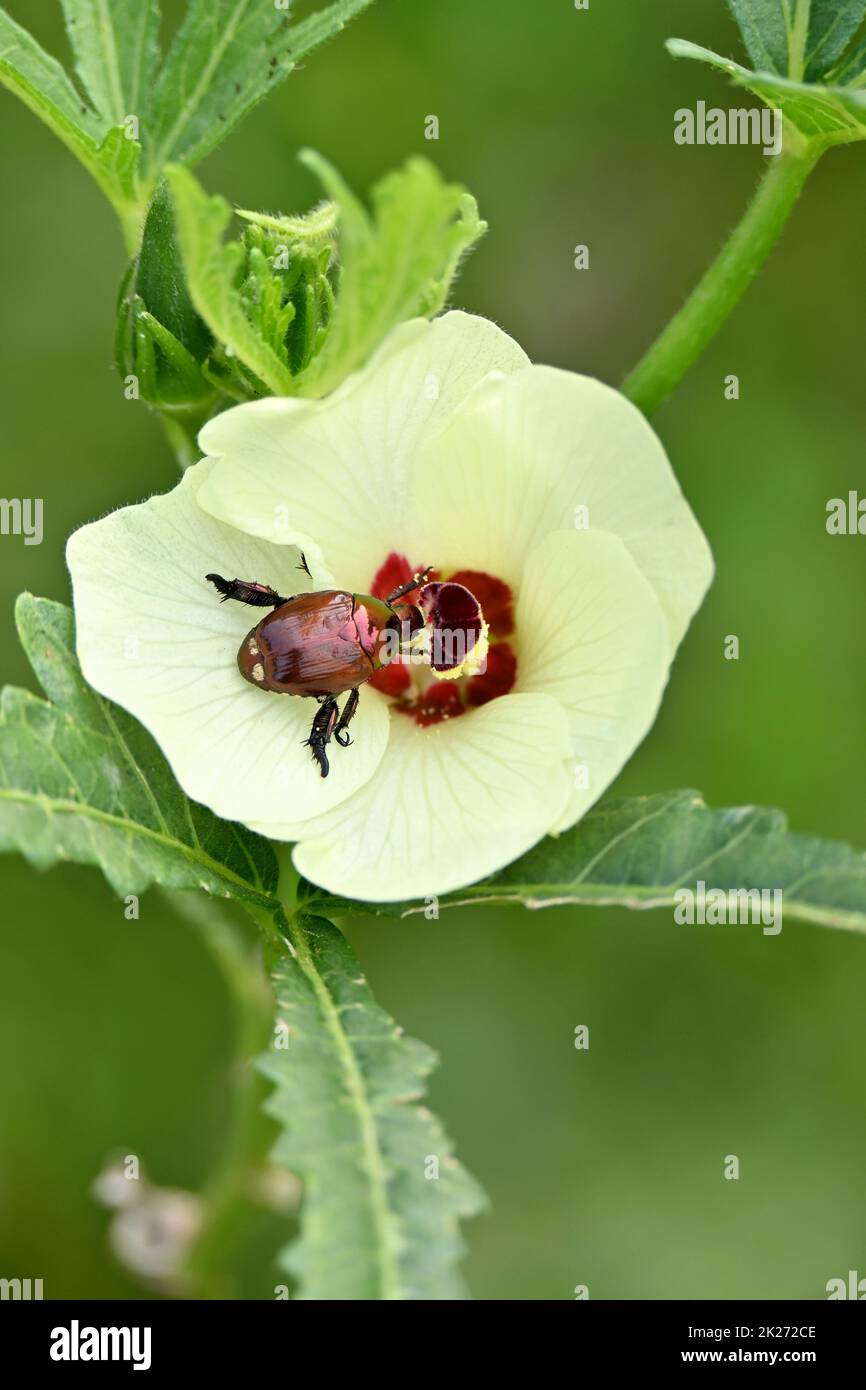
[67,312,713,902]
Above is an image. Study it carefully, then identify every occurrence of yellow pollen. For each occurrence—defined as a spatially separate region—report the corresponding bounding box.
[435,620,490,681]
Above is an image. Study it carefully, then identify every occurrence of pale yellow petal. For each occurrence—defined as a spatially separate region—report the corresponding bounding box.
[410,365,713,648]
[196,312,530,592]
[263,693,573,902]
[66,462,389,830]
[515,529,670,832]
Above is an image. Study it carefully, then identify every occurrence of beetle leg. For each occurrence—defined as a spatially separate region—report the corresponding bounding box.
[305,698,339,778]
[385,566,433,605]
[206,573,288,607]
[334,688,360,747]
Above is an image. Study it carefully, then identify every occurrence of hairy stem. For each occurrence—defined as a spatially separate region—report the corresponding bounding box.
[158,413,197,470]
[622,131,824,416]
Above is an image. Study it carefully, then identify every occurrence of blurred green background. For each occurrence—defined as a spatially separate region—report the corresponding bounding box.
[1,0,864,1300]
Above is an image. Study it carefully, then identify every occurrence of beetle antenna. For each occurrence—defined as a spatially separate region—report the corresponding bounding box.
[385,565,433,605]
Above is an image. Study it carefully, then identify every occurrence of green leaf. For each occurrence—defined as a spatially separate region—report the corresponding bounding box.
[0,7,102,138]
[301,789,866,935]
[725,0,866,82]
[1,1,376,250]
[725,0,790,75]
[91,121,142,208]
[0,2,150,215]
[284,0,376,67]
[676,1,866,143]
[59,0,161,126]
[259,912,485,1299]
[294,152,486,397]
[146,0,374,173]
[805,2,866,81]
[0,595,277,902]
[830,34,866,82]
[0,10,143,236]
[667,37,866,143]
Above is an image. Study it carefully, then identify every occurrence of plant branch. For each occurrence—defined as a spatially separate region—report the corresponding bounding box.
[622,129,825,415]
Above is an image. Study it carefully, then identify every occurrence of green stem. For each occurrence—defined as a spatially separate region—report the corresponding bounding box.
[622,132,824,416]
[159,413,203,471]
[117,197,147,258]
[788,0,812,83]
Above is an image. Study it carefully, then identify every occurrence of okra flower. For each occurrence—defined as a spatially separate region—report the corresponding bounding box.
[67,312,712,902]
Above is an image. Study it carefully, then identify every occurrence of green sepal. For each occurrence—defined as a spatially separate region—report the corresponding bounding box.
[293,151,487,398]
[116,180,216,415]
[166,164,337,400]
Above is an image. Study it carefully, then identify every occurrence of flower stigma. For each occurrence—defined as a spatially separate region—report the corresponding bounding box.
[369,551,518,725]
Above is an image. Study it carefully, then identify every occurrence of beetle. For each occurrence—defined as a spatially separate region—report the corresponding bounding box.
[206,560,431,777]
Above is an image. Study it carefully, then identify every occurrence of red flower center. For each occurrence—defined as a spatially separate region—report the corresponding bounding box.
[368,552,518,725]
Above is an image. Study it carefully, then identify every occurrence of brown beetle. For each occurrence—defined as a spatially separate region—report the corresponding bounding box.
[207,561,435,777]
